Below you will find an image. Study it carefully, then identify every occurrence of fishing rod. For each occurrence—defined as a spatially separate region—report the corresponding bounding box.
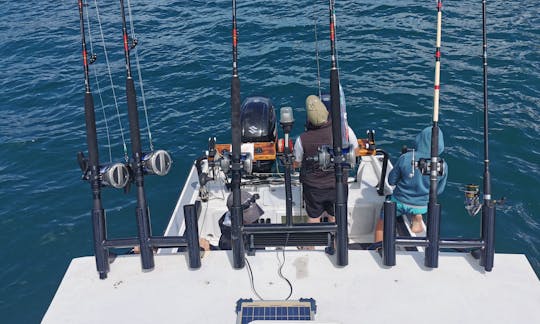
[119,0,154,271]
[424,0,444,268]
[480,0,495,271]
[328,0,348,266]
[78,0,110,280]
[230,0,245,269]
[78,0,133,279]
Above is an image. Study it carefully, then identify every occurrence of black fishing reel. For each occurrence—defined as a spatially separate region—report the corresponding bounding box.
[416,157,445,176]
[77,152,131,189]
[401,146,444,178]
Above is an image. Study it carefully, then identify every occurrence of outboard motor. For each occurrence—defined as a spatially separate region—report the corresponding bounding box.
[240,96,276,173]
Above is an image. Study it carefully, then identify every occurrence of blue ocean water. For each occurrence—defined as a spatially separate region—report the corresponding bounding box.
[0,0,538,322]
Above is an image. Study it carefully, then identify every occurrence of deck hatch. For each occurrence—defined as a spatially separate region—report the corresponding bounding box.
[236,299,316,323]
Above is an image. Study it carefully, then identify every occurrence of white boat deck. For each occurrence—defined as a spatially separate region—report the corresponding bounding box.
[44,251,540,324]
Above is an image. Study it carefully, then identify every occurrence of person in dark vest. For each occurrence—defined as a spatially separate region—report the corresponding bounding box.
[293,95,358,225]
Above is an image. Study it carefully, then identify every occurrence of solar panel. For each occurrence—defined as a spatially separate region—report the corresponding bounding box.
[236,299,316,324]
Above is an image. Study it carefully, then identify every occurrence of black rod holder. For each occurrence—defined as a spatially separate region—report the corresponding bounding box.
[103,238,140,248]
[395,239,484,250]
[149,236,189,248]
[382,201,396,266]
[375,149,389,196]
[425,203,441,268]
[482,204,495,271]
[103,236,195,249]
[184,204,201,269]
[92,208,109,279]
[438,239,484,249]
[395,238,429,248]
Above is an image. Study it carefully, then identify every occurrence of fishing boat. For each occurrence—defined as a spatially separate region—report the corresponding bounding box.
[44,1,539,323]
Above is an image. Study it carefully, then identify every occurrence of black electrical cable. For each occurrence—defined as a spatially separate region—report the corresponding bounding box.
[243,233,293,301]
[244,257,264,300]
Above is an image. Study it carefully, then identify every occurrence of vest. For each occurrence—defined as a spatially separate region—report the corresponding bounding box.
[299,122,335,189]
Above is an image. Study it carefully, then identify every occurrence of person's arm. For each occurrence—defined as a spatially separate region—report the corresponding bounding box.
[347,126,359,150]
[387,156,402,186]
[437,161,448,195]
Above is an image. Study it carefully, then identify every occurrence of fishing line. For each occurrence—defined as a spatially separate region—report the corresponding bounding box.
[126,0,154,151]
[331,0,340,71]
[85,1,112,163]
[93,0,129,162]
[313,10,322,98]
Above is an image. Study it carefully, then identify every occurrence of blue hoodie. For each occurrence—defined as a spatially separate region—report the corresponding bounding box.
[388,126,448,207]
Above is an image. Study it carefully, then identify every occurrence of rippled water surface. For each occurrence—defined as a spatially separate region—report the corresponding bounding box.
[0,1,538,322]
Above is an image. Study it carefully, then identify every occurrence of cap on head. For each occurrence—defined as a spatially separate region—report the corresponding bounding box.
[306,95,329,127]
[226,190,264,224]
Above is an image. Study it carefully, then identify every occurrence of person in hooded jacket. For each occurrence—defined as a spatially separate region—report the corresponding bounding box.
[374,126,448,243]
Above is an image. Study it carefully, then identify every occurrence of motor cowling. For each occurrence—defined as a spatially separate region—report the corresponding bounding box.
[240,96,276,173]
[241,96,276,143]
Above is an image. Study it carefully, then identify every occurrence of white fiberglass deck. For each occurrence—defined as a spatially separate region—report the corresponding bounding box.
[44,251,540,324]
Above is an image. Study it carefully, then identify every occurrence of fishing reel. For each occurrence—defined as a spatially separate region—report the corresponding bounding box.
[77,151,131,189]
[416,157,445,176]
[141,149,172,176]
[311,144,356,170]
[400,146,445,178]
[463,183,506,217]
[464,184,482,217]
[216,151,253,175]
